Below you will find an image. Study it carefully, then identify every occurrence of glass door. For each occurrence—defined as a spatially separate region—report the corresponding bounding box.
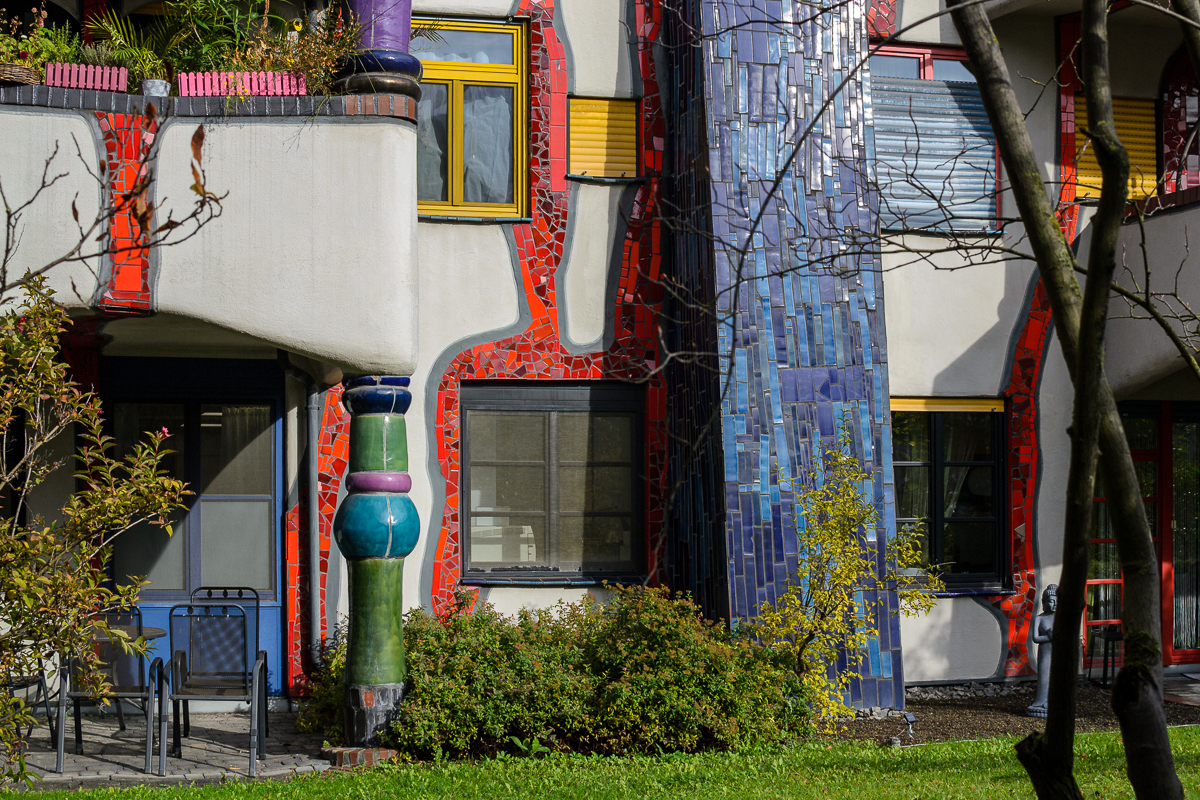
[110,401,277,599]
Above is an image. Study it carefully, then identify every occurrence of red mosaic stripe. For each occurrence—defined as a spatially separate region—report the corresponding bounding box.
[94,111,155,315]
[316,386,351,638]
[430,0,669,612]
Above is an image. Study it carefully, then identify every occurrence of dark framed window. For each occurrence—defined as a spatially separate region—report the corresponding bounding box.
[461,383,644,582]
[892,407,1006,587]
[108,400,278,600]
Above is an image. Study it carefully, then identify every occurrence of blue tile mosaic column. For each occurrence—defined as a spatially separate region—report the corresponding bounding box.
[333,376,420,745]
[697,0,904,709]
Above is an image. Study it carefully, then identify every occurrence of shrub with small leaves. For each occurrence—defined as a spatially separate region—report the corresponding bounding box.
[359,586,812,760]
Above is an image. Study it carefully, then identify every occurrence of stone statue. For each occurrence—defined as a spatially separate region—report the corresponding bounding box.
[1026,584,1057,718]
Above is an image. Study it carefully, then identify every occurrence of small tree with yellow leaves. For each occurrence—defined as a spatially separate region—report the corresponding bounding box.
[754,430,942,727]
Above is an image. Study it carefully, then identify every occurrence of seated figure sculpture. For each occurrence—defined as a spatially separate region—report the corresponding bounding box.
[1026,583,1058,718]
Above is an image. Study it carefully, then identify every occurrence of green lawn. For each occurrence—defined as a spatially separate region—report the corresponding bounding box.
[21,727,1200,799]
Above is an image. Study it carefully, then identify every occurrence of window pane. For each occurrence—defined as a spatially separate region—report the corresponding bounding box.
[112,512,187,590]
[894,465,930,520]
[943,465,992,517]
[1092,500,1112,537]
[871,55,920,79]
[560,466,633,512]
[113,403,185,479]
[558,412,635,462]
[200,405,272,495]
[943,412,993,461]
[462,85,514,204]
[1135,460,1157,497]
[558,516,635,570]
[468,411,545,462]
[892,411,930,462]
[932,59,975,82]
[111,403,186,590]
[942,521,994,574]
[1121,414,1157,449]
[468,517,545,565]
[470,465,545,512]
[199,499,272,589]
[1090,540,1120,580]
[417,82,449,202]
[412,28,514,65]
[1088,583,1122,622]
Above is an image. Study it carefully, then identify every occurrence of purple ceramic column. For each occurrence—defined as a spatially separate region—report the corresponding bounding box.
[334,0,422,99]
[350,0,411,51]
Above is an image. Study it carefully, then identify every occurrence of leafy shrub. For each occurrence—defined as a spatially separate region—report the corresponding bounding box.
[294,623,348,745]
[331,586,814,760]
[0,6,81,77]
[753,430,941,726]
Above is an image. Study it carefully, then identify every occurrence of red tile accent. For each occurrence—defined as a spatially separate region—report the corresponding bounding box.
[94,111,155,315]
[867,0,897,38]
[429,0,668,612]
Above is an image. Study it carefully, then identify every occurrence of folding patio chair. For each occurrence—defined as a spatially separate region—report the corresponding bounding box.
[54,608,164,775]
[4,659,56,744]
[164,600,267,777]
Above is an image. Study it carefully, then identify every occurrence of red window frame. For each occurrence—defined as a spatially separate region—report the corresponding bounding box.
[871,43,974,79]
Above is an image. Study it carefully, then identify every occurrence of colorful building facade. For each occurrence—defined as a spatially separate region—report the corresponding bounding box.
[8,0,1200,714]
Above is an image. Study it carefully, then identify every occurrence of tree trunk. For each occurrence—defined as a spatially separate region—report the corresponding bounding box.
[947,2,1182,798]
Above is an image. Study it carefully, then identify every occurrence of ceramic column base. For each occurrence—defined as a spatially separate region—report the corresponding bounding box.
[345,682,406,747]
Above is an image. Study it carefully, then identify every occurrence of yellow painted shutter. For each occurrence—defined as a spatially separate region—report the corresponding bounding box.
[569,98,638,178]
[1074,96,1157,199]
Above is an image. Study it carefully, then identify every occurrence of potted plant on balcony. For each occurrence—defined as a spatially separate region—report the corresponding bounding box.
[86,11,181,95]
[0,5,78,86]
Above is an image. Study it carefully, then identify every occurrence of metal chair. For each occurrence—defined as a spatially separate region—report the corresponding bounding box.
[164,600,267,777]
[4,659,56,744]
[54,608,163,775]
[184,587,267,739]
[1088,625,1124,688]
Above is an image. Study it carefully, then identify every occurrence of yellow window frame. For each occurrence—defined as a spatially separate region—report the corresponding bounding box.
[415,19,529,219]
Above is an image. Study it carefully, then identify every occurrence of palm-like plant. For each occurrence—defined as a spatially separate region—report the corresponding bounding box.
[85,11,186,84]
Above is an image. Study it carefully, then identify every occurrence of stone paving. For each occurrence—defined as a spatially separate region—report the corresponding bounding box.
[1164,675,1200,707]
[16,711,330,790]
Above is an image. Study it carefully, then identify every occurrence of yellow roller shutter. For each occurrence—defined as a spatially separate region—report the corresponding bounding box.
[569,98,639,178]
[1074,96,1157,199]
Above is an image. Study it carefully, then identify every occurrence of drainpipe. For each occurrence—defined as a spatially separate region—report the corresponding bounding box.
[306,383,324,666]
[279,351,328,670]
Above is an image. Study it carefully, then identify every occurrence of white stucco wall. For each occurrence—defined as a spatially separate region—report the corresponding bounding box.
[1098,206,1200,396]
[154,119,419,377]
[895,0,960,46]
[559,0,637,98]
[0,108,102,308]
[561,183,625,349]
[883,244,1035,397]
[900,597,1003,682]
[1035,330,1072,594]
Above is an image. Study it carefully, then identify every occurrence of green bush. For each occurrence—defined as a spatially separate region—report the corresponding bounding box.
[365,586,808,759]
[294,624,348,745]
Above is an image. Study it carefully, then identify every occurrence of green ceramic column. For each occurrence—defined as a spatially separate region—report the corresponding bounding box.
[332,376,419,746]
